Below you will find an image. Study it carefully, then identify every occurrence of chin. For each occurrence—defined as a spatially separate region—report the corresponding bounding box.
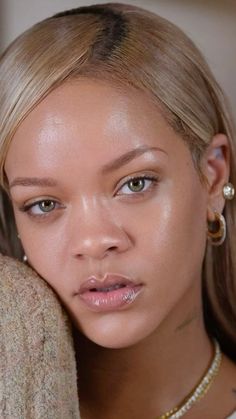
[82,332,144,349]
[72,311,161,350]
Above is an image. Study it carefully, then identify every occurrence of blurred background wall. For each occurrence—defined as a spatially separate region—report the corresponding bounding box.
[0,0,235,121]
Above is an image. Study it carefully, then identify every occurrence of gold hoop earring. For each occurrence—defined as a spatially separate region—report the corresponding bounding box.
[223,182,235,200]
[207,211,226,246]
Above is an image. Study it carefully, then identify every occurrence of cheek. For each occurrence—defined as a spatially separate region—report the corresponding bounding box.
[129,181,206,258]
[128,181,207,295]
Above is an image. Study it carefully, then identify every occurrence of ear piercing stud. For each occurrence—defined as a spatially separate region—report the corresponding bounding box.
[223,182,235,200]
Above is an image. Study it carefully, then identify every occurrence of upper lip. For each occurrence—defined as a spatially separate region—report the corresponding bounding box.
[78,273,141,294]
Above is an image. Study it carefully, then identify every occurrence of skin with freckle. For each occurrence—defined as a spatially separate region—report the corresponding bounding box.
[5,79,209,348]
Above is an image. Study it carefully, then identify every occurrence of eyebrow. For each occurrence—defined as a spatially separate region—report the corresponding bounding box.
[9,145,166,189]
[9,177,58,189]
[101,145,167,174]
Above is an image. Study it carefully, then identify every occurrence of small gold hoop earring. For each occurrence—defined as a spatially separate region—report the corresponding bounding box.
[207,212,226,246]
[223,182,235,200]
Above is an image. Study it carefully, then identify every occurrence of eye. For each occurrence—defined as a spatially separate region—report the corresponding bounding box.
[20,199,61,217]
[117,175,159,195]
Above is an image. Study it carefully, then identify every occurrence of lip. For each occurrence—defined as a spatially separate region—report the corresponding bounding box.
[78,273,143,312]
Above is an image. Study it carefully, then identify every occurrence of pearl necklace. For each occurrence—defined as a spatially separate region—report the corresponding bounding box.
[157,340,222,419]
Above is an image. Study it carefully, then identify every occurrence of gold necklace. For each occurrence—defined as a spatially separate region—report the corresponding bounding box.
[156,340,222,419]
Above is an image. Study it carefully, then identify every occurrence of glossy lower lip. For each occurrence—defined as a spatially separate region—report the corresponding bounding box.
[78,284,143,312]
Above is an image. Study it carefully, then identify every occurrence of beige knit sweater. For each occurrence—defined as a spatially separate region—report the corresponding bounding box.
[0,253,81,419]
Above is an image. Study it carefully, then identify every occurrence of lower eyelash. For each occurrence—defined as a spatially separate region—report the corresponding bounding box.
[18,175,159,218]
[120,175,159,194]
[19,200,58,218]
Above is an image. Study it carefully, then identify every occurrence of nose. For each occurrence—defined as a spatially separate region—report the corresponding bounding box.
[70,202,132,260]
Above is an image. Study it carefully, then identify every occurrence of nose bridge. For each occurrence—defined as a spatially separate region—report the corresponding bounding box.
[79,194,111,224]
[70,195,131,259]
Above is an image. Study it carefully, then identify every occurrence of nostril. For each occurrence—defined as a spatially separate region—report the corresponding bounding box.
[107,246,118,252]
[73,231,132,260]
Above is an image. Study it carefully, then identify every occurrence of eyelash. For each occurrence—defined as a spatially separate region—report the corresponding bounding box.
[20,174,159,219]
[117,174,159,197]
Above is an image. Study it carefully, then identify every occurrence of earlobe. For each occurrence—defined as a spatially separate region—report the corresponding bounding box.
[204,133,230,212]
[205,133,235,246]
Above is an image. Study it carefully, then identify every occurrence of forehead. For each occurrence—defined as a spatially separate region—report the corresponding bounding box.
[4,79,188,177]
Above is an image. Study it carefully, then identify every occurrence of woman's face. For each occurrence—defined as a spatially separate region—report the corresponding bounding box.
[5,80,208,348]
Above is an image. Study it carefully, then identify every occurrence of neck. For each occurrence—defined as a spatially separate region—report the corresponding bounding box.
[74,288,213,419]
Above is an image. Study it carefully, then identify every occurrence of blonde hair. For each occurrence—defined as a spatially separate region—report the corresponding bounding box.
[0,3,235,359]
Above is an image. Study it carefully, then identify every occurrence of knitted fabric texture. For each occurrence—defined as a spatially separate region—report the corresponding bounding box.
[0,253,81,419]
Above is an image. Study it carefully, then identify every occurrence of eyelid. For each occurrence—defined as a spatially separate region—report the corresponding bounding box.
[18,172,160,219]
[19,198,63,218]
[116,170,156,186]
[115,173,159,196]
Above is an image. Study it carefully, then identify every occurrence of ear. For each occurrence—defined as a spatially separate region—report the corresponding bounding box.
[202,133,230,221]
